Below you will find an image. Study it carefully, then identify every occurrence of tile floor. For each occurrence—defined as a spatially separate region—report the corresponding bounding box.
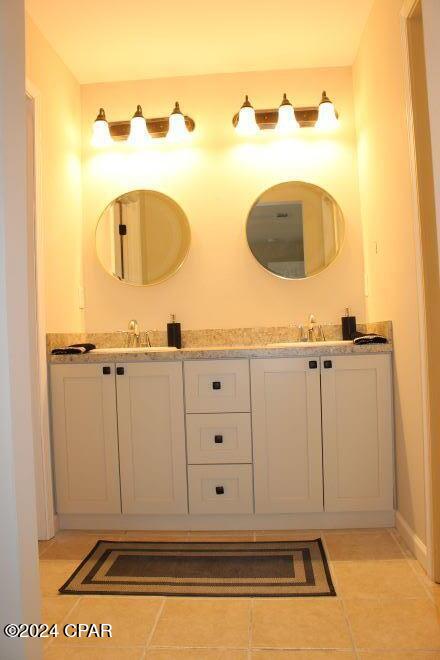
[38,528,440,659]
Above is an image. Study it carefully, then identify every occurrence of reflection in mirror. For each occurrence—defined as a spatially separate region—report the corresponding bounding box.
[246,181,344,279]
[96,190,190,286]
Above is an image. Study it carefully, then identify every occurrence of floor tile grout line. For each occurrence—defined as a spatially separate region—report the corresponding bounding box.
[38,537,55,559]
[358,646,440,656]
[389,527,438,604]
[339,593,359,657]
[388,527,413,557]
[248,596,253,652]
[405,556,437,603]
[144,597,166,649]
[44,595,83,650]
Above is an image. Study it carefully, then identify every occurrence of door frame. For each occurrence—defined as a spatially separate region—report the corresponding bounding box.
[400,0,434,577]
[26,80,56,540]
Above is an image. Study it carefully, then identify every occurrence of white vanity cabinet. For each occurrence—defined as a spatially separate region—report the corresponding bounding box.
[50,364,121,514]
[50,361,187,516]
[250,353,394,516]
[116,362,187,514]
[321,354,394,512]
[50,350,394,527]
[251,357,324,514]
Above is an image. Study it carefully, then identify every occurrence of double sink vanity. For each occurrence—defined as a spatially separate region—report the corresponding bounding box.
[49,179,394,530]
[49,330,394,531]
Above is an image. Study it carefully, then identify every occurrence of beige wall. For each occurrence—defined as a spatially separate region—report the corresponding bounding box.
[26,16,83,332]
[81,67,365,331]
[410,0,440,578]
[353,0,427,543]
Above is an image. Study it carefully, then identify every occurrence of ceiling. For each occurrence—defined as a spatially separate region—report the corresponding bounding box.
[26,0,374,84]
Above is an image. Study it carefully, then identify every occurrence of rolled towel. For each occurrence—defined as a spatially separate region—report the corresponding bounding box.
[51,343,96,355]
[353,334,387,345]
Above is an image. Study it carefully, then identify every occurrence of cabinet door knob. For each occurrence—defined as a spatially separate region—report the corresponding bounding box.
[309,360,318,369]
[212,381,221,390]
[102,366,111,375]
[324,360,333,369]
[116,367,125,375]
[214,435,223,444]
[215,486,224,495]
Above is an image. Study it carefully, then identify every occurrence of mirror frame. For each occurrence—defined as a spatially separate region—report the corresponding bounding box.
[95,188,191,287]
[245,180,345,280]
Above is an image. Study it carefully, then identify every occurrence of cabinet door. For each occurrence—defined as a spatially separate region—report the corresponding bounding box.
[116,362,187,514]
[51,364,121,514]
[251,358,323,513]
[321,354,394,512]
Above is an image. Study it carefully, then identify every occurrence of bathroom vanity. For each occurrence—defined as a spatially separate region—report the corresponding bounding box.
[49,341,394,530]
[49,179,394,530]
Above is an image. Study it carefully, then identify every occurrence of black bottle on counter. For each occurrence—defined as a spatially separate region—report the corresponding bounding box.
[167,314,182,349]
[341,307,357,340]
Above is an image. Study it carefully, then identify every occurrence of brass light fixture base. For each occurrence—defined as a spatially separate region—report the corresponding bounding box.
[109,115,195,140]
[232,106,319,129]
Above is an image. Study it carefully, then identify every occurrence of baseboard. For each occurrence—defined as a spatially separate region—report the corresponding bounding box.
[58,510,395,531]
[395,510,428,570]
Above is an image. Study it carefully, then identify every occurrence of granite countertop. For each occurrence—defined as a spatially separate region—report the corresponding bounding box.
[49,340,393,364]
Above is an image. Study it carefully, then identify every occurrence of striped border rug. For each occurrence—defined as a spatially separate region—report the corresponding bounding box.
[59,539,336,597]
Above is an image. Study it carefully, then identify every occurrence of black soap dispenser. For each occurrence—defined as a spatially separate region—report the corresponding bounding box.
[341,307,357,340]
[167,314,182,349]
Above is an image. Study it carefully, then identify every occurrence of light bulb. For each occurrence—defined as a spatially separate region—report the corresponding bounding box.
[316,91,339,130]
[91,108,113,147]
[235,95,260,136]
[127,105,151,146]
[167,101,190,141]
[276,93,299,133]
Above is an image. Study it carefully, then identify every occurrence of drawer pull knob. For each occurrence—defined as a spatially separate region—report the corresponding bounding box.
[212,381,221,390]
[309,360,318,369]
[215,486,225,495]
[102,366,111,375]
[323,360,332,369]
[214,435,224,444]
[116,366,125,375]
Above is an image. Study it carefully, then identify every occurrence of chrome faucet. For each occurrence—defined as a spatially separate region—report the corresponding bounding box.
[303,314,326,342]
[308,314,317,342]
[128,319,140,347]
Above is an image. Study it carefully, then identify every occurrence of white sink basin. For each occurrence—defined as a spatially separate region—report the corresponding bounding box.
[269,340,351,348]
[91,346,177,353]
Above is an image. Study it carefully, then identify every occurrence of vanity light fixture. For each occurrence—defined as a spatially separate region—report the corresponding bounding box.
[91,107,113,148]
[235,95,260,136]
[232,90,339,132]
[315,91,339,130]
[167,101,190,141]
[127,105,151,146]
[91,104,196,145]
[276,93,299,133]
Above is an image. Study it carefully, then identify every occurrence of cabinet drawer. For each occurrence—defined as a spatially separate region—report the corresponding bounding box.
[184,360,250,413]
[186,413,252,464]
[188,464,254,514]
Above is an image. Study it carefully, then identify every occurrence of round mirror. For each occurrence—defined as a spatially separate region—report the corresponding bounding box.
[246,181,344,279]
[96,189,191,286]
